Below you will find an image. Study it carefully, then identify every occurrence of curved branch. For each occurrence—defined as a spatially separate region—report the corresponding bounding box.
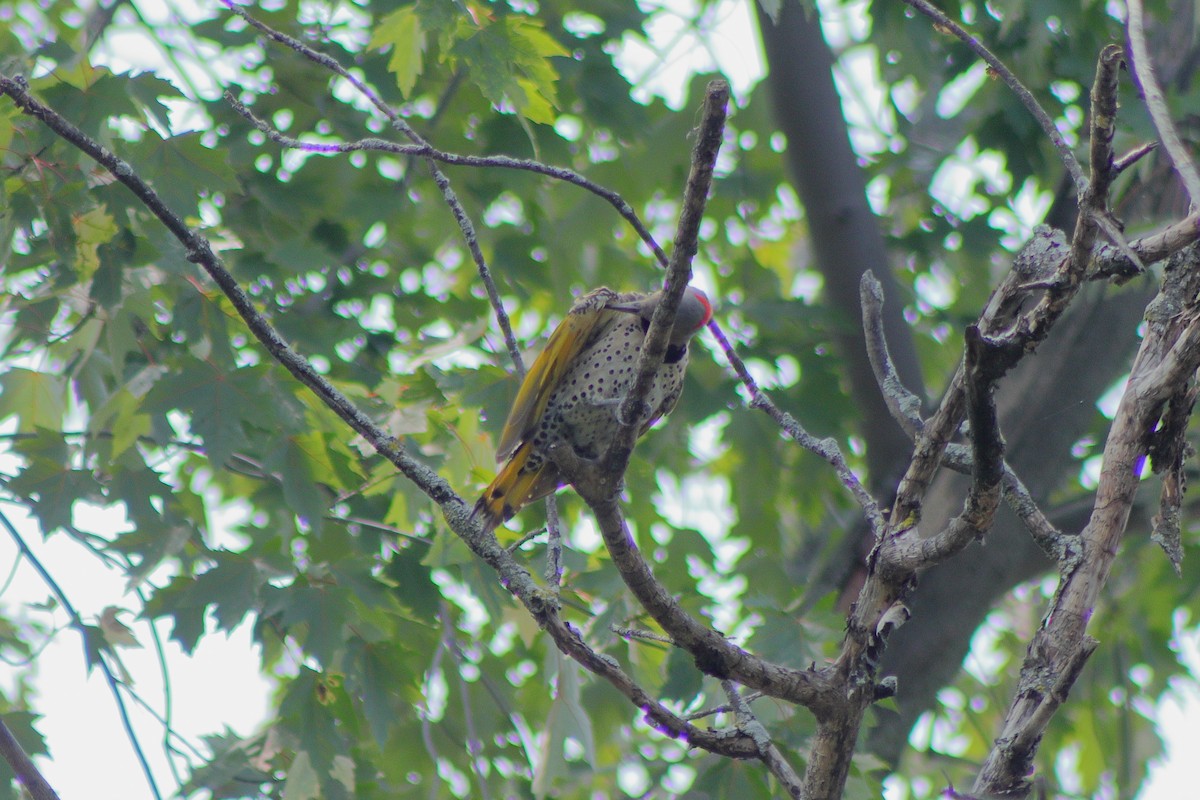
[860,272,925,439]
[1126,0,1200,206]
[225,96,669,270]
[902,0,1086,191]
[222,2,526,374]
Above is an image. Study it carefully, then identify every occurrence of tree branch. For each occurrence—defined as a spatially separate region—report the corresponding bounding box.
[707,319,884,537]
[0,508,160,800]
[723,681,804,799]
[860,272,925,439]
[902,0,1087,192]
[973,243,1200,795]
[1126,0,1200,207]
[612,79,729,460]
[0,716,60,800]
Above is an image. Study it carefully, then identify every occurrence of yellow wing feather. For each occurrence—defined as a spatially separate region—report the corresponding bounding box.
[473,288,632,532]
[495,288,619,460]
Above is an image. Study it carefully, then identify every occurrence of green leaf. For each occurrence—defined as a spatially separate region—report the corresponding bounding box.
[125,132,238,218]
[0,369,65,431]
[124,72,183,131]
[142,554,264,653]
[71,205,117,281]
[281,750,320,800]
[265,434,333,536]
[533,651,595,797]
[661,646,703,703]
[453,16,566,124]
[371,7,426,97]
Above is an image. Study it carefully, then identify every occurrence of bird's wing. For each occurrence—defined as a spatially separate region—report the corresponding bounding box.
[495,288,621,461]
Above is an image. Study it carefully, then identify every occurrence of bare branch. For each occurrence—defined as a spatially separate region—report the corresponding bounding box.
[1126,0,1200,207]
[1113,141,1158,174]
[902,0,1086,191]
[543,495,564,590]
[0,716,60,800]
[225,95,669,269]
[611,625,673,645]
[1091,211,1200,279]
[892,227,1068,522]
[611,80,729,462]
[722,681,805,800]
[861,271,925,438]
[880,327,1006,577]
[549,442,835,711]
[943,444,1077,562]
[974,244,1200,795]
[707,319,885,537]
[683,690,764,721]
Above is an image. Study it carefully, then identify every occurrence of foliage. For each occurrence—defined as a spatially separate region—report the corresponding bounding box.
[0,0,1197,798]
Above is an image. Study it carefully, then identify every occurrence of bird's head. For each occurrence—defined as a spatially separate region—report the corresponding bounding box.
[615,286,713,345]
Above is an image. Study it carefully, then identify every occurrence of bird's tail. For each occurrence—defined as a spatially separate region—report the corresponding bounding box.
[472,440,546,533]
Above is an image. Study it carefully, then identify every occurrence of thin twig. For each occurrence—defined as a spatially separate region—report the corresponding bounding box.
[1113,141,1157,174]
[0,509,162,800]
[610,625,673,645]
[444,614,493,800]
[220,2,525,375]
[902,0,1086,191]
[1126,0,1200,207]
[708,319,884,537]
[1091,211,1200,279]
[225,96,668,268]
[722,680,804,800]
[543,495,563,590]
[136,585,186,784]
[682,690,764,721]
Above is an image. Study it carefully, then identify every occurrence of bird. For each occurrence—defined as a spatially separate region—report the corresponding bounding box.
[473,285,713,533]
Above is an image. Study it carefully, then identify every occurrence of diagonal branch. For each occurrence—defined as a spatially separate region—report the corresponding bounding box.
[0,508,160,800]
[707,319,884,537]
[611,79,729,461]
[0,716,60,800]
[1126,0,1200,207]
[973,243,1200,796]
[902,0,1086,192]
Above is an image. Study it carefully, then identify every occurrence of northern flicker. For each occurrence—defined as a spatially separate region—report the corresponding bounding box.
[473,285,713,532]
